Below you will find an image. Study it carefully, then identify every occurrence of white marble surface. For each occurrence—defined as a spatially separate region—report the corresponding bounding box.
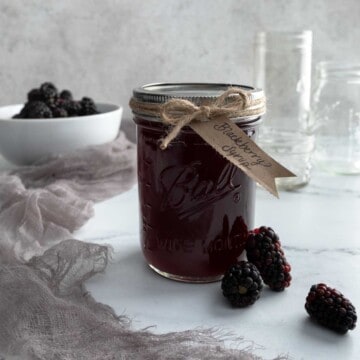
[1,154,359,359]
[74,171,360,360]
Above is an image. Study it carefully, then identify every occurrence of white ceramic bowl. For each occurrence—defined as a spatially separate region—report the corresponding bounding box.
[0,103,122,165]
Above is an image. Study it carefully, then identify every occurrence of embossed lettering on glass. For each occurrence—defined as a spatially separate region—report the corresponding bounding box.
[132,83,263,282]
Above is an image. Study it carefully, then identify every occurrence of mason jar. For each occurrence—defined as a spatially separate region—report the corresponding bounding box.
[131,83,264,283]
[254,31,314,189]
[312,62,360,174]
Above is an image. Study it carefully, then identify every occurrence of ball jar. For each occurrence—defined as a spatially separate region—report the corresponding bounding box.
[131,83,263,283]
[312,62,360,174]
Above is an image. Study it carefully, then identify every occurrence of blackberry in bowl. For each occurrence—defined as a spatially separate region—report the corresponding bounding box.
[0,83,122,165]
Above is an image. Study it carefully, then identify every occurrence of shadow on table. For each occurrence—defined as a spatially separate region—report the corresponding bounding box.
[300,317,354,342]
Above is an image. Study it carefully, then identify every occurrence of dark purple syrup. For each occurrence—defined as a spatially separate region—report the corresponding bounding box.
[135,117,258,281]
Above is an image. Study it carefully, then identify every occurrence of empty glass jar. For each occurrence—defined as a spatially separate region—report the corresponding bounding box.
[254,31,314,189]
[312,62,360,174]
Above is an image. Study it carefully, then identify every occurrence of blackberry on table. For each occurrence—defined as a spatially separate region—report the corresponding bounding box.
[80,97,98,115]
[305,283,357,334]
[246,226,292,291]
[221,261,263,307]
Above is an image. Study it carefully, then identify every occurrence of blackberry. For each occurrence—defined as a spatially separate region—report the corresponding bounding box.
[63,100,82,116]
[305,284,357,334]
[52,107,68,118]
[221,261,263,307]
[12,103,30,119]
[19,106,29,118]
[80,97,98,115]
[14,83,99,118]
[27,88,42,102]
[40,82,58,106]
[25,101,52,118]
[246,226,291,291]
[60,89,73,101]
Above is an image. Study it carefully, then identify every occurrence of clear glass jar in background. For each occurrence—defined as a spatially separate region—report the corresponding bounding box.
[254,31,314,190]
[312,62,360,174]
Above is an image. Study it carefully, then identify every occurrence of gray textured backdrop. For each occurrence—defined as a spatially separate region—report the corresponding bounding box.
[1,0,359,140]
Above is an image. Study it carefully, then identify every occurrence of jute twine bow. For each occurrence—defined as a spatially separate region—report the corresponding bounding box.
[129,87,266,149]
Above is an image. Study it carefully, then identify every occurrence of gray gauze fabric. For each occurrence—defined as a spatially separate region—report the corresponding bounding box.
[0,132,283,360]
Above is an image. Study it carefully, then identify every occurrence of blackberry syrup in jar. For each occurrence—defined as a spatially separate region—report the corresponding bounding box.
[131,83,263,282]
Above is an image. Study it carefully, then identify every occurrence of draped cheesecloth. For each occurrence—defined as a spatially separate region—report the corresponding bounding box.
[0,131,287,359]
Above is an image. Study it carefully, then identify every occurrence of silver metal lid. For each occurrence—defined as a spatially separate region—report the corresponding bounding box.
[132,83,264,105]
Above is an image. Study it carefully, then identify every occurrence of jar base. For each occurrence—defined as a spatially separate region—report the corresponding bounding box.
[148,264,223,283]
[276,175,310,191]
[314,158,360,175]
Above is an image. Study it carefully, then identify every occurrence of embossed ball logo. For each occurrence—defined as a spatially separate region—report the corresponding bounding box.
[159,161,242,219]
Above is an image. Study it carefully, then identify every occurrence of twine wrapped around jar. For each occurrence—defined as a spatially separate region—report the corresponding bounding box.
[130,87,294,197]
[129,87,266,149]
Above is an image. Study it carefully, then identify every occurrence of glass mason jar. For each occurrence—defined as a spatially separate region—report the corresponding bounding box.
[131,83,263,283]
[254,31,314,190]
[312,62,360,174]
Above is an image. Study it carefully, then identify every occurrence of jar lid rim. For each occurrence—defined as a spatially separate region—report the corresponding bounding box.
[254,30,312,46]
[256,30,312,38]
[132,83,264,104]
[317,61,360,70]
[317,61,360,78]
